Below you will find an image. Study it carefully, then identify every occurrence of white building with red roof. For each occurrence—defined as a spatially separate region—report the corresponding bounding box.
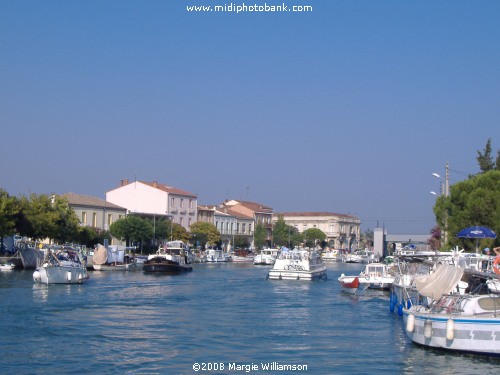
[106,179,197,230]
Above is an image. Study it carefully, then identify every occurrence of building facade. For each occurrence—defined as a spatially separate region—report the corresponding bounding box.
[273,212,361,250]
[106,179,197,231]
[62,192,127,245]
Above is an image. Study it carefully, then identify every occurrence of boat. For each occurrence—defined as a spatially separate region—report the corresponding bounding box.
[402,264,500,355]
[321,249,342,262]
[230,248,255,263]
[0,262,16,271]
[33,249,89,284]
[337,275,360,293]
[92,244,141,271]
[143,240,193,274]
[254,248,279,265]
[205,248,230,263]
[267,248,327,281]
[338,262,394,293]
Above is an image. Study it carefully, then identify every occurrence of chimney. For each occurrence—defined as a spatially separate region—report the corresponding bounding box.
[153,181,158,188]
[120,179,129,187]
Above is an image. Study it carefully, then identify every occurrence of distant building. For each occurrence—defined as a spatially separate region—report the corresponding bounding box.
[272,212,361,250]
[61,192,127,245]
[106,179,197,231]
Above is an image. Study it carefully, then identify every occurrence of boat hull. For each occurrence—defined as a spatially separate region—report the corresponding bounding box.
[143,258,192,273]
[403,308,500,355]
[268,267,327,281]
[33,265,88,284]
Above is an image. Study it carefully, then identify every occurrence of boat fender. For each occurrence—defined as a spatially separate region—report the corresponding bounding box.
[390,302,395,313]
[397,303,403,316]
[423,319,433,339]
[406,314,415,333]
[33,270,41,282]
[67,271,72,281]
[446,318,454,341]
[493,257,500,275]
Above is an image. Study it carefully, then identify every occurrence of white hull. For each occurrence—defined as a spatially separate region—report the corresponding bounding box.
[268,267,327,280]
[93,262,141,271]
[403,295,500,355]
[33,265,88,284]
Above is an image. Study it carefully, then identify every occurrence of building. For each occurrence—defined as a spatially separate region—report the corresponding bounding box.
[61,192,127,245]
[106,179,197,231]
[221,200,274,245]
[273,212,361,250]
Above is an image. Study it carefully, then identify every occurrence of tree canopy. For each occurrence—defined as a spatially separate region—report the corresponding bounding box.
[109,215,153,246]
[253,222,267,249]
[189,221,220,247]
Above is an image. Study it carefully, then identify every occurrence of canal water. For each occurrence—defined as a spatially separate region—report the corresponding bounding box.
[1,262,498,374]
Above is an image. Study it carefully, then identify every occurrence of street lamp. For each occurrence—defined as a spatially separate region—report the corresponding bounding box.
[431,162,450,246]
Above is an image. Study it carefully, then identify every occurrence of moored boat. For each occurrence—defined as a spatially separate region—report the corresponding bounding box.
[267,248,327,281]
[205,248,230,263]
[231,248,255,263]
[143,241,193,274]
[33,249,88,284]
[339,263,394,293]
[254,248,279,265]
[0,262,16,271]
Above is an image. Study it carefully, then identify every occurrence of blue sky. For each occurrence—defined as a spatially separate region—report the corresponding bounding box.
[1,1,498,235]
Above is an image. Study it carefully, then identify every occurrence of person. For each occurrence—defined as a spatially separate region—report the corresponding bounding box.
[493,246,500,256]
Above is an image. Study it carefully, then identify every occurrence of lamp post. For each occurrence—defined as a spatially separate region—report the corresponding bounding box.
[432,162,450,247]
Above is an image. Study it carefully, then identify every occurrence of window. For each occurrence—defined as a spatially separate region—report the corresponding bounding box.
[82,212,87,225]
[242,223,246,234]
[180,199,184,208]
[180,217,184,226]
[107,214,112,226]
[171,197,175,207]
[92,213,97,227]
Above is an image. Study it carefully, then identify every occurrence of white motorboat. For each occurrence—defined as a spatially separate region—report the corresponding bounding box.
[33,249,88,284]
[205,248,230,263]
[267,248,327,281]
[321,249,342,262]
[0,262,16,271]
[339,263,394,293]
[254,248,279,265]
[231,249,255,263]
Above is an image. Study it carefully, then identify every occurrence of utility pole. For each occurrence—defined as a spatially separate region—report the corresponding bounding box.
[444,161,449,246]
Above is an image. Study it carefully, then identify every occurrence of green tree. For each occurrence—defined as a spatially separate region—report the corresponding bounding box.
[16,193,57,242]
[272,216,300,248]
[476,138,496,173]
[434,170,499,250]
[253,222,267,249]
[0,189,19,251]
[51,195,80,244]
[165,220,190,243]
[303,228,326,248]
[189,221,220,247]
[109,216,153,247]
[234,235,250,249]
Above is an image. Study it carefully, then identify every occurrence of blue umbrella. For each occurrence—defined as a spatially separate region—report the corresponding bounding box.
[457,226,496,253]
[457,226,496,239]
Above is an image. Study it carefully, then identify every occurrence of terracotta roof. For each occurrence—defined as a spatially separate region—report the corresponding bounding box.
[141,181,197,198]
[226,200,273,213]
[274,212,358,219]
[61,193,126,210]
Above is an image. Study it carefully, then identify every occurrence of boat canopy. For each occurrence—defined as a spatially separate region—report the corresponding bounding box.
[415,264,464,300]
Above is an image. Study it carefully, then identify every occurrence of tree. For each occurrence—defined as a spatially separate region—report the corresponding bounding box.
[51,195,80,244]
[109,216,153,247]
[476,138,496,173]
[253,222,267,249]
[428,225,441,251]
[16,193,58,242]
[434,170,499,250]
[234,235,250,249]
[303,228,326,248]
[272,216,300,248]
[0,189,19,251]
[189,221,220,247]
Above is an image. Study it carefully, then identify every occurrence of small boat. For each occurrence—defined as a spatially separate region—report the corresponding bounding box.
[92,244,141,271]
[0,262,16,271]
[267,248,327,281]
[143,241,192,274]
[321,249,342,262]
[403,264,500,355]
[231,249,255,263]
[254,248,279,265]
[338,263,394,293]
[33,249,88,284]
[337,274,360,293]
[205,248,230,263]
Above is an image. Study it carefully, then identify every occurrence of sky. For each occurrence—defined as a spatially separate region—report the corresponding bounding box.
[1,1,498,235]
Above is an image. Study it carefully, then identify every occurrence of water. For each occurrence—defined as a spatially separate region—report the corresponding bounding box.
[1,262,498,374]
